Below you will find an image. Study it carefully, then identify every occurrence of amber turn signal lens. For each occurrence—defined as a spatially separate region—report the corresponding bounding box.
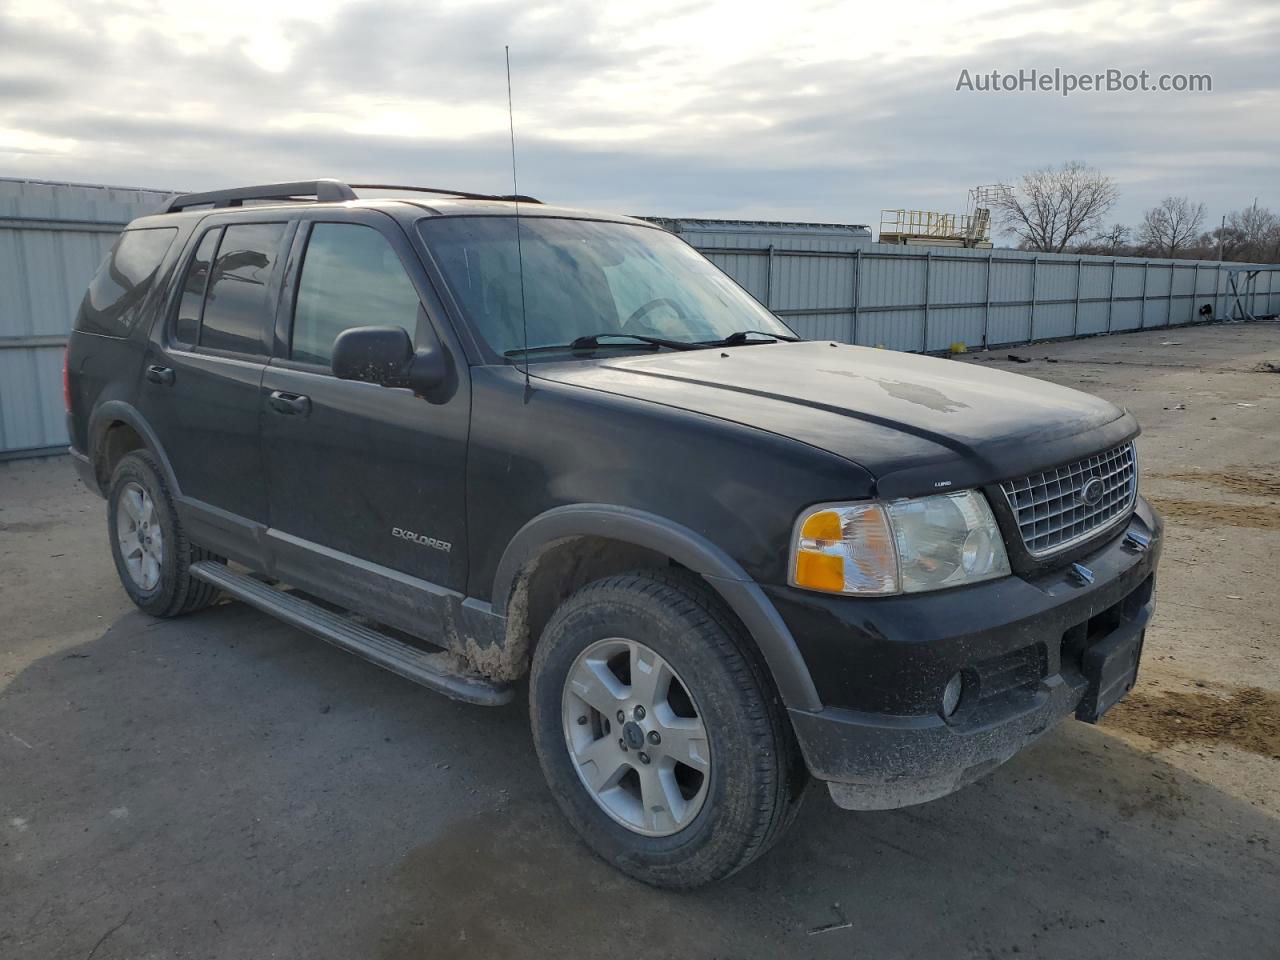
[791,504,899,595]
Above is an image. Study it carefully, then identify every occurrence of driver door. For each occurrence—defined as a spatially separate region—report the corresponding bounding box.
[260,209,470,634]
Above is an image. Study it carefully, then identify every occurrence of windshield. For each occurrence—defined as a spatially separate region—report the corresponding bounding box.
[418,216,794,357]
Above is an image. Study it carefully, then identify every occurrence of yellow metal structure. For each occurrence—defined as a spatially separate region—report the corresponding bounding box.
[878,184,1008,248]
[878,209,993,248]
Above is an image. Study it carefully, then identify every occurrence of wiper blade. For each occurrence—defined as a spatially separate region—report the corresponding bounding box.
[709,329,801,347]
[570,333,699,351]
[502,333,694,359]
[502,330,789,359]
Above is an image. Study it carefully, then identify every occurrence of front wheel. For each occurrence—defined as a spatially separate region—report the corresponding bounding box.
[529,570,806,888]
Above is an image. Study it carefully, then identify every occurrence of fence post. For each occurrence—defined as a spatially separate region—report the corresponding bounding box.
[1072,257,1083,336]
[1139,261,1150,328]
[1029,256,1039,341]
[765,244,775,310]
[850,249,861,345]
[983,250,993,348]
[922,251,931,352]
[1106,260,1117,332]
[1191,262,1199,325]
[1167,263,1175,326]
[1215,263,1222,319]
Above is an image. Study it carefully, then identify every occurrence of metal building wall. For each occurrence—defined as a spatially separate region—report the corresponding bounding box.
[0,178,172,458]
[657,221,1280,352]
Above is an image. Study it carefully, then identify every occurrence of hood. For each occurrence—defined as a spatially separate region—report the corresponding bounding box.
[533,341,1136,498]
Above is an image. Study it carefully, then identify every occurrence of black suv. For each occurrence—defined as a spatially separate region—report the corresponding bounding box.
[66,179,1162,887]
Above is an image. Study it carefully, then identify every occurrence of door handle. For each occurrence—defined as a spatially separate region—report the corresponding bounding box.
[267,390,311,417]
[145,365,175,386]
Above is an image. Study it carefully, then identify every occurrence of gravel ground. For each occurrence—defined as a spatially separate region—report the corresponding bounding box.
[1,322,1277,960]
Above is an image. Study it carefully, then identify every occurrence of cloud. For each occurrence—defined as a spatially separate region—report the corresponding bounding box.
[0,0,1277,233]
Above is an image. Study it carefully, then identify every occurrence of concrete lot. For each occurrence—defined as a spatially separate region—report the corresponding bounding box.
[2,323,1278,960]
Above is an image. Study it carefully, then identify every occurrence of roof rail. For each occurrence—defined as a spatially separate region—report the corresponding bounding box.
[163,179,540,213]
[348,183,541,204]
[164,179,357,213]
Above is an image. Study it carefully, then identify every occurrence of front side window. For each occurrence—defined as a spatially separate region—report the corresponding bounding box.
[418,217,792,357]
[77,227,177,337]
[291,223,421,366]
[199,222,287,356]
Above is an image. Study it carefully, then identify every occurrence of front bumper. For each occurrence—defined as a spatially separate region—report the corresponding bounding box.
[774,497,1162,810]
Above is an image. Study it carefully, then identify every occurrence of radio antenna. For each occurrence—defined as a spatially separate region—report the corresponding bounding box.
[505,45,531,397]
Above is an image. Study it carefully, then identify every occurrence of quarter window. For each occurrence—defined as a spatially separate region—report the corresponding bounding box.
[76,227,177,338]
[198,222,288,356]
[291,223,421,366]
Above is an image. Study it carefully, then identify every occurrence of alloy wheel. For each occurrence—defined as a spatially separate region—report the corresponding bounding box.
[561,637,711,837]
[116,481,163,591]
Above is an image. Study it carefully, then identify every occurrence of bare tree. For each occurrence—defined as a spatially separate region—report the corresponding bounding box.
[1200,222,1246,261]
[1075,222,1132,255]
[1138,196,1207,257]
[1197,205,1279,262]
[1229,202,1280,262]
[993,162,1118,252]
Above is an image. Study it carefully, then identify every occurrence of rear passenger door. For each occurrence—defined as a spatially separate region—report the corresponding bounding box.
[259,209,470,631]
[138,216,294,564]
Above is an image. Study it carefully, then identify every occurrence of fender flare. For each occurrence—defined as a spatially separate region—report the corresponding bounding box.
[86,400,182,496]
[491,503,823,711]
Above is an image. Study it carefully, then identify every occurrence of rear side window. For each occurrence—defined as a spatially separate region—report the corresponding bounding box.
[198,222,288,356]
[291,223,421,365]
[76,227,177,337]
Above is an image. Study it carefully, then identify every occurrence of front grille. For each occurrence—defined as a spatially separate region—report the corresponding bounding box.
[1000,442,1137,558]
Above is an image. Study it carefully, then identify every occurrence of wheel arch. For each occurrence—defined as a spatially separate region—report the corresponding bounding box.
[87,400,181,496]
[491,504,823,711]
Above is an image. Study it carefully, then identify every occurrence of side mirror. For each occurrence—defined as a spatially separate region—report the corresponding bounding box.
[331,326,450,400]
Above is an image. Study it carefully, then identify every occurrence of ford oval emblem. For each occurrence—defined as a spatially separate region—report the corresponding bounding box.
[1079,477,1105,506]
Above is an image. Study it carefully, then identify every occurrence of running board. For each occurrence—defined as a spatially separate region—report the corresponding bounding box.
[188,561,513,706]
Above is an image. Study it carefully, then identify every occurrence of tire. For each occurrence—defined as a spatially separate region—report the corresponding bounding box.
[529,570,807,888]
[106,450,223,617]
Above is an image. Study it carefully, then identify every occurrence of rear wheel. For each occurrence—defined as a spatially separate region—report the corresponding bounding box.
[107,451,222,617]
[529,570,806,888]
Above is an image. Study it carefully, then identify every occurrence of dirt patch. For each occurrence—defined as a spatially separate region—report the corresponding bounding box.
[1153,469,1280,498]
[1104,686,1280,760]
[1144,497,1280,530]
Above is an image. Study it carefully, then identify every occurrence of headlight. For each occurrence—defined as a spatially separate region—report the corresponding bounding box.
[790,490,1010,595]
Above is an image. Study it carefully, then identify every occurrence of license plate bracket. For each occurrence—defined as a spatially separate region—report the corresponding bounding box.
[1076,623,1146,724]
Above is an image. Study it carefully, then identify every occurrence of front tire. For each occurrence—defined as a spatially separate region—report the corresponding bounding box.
[529,570,806,888]
[106,450,222,617]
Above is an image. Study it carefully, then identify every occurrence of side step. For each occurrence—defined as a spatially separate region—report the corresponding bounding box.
[189,561,513,706]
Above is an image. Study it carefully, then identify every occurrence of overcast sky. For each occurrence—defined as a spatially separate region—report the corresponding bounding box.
[1,0,1276,235]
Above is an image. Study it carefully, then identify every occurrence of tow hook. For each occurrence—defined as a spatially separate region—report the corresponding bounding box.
[1069,562,1095,586]
[1123,530,1152,552]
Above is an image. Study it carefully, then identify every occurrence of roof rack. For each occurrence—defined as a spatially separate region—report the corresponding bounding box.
[163,178,540,213]
[348,183,541,204]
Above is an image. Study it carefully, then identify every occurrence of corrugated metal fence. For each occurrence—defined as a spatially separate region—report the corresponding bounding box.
[681,228,1280,351]
[0,179,172,458]
[2,194,1278,459]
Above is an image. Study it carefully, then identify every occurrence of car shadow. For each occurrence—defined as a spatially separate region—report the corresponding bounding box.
[1,600,1276,960]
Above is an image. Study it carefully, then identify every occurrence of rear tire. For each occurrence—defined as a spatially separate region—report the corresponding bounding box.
[529,570,807,888]
[106,450,222,617]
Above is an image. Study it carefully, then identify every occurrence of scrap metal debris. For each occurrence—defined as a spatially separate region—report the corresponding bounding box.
[807,903,854,936]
